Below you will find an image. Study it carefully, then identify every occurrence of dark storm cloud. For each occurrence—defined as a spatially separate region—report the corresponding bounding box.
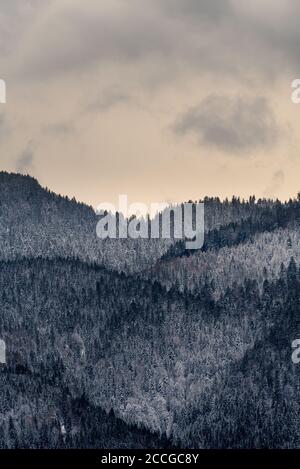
[173,95,279,154]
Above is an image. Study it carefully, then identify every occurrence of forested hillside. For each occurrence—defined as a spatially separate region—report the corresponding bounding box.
[0,369,168,449]
[146,227,300,297]
[0,172,290,273]
[1,257,300,447]
[1,172,300,448]
[0,172,171,273]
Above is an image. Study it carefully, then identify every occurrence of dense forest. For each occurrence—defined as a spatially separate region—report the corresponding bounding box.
[0,172,300,448]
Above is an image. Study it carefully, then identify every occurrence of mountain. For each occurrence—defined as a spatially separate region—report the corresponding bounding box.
[1,172,300,448]
[0,172,171,273]
[0,171,290,273]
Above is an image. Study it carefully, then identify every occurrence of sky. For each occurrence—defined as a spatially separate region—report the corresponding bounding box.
[0,0,300,207]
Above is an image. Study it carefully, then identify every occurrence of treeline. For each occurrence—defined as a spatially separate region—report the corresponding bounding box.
[2,172,300,274]
[147,226,300,297]
[161,197,300,261]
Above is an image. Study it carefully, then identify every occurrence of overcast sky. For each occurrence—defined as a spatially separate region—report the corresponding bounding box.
[0,0,300,206]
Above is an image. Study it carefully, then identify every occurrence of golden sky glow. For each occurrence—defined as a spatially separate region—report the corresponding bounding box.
[1,0,300,206]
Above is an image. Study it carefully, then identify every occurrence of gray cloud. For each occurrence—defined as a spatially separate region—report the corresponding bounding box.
[9,0,300,84]
[0,0,49,60]
[0,0,298,208]
[14,0,173,80]
[159,0,233,21]
[87,87,132,113]
[173,95,279,154]
[0,113,5,132]
[0,112,11,139]
[43,122,75,137]
[16,145,34,172]
[264,170,285,198]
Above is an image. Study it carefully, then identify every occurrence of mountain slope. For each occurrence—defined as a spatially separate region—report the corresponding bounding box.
[0,172,173,272]
[2,256,299,447]
[0,172,290,273]
[0,368,168,449]
[144,225,300,297]
[1,173,300,448]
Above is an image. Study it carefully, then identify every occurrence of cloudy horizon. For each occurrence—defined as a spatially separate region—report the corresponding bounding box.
[0,0,300,207]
